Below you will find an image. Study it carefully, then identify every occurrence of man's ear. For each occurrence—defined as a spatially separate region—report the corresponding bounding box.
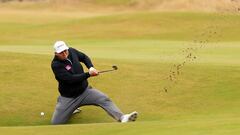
[55,52,60,57]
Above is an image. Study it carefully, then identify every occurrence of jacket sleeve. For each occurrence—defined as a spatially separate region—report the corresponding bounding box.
[72,48,94,68]
[52,63,90,84]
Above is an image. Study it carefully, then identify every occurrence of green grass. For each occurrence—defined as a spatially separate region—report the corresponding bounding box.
[0,11,240,45]
[1,119,240,135]
[0,6,240,135]
[0,41,240,127]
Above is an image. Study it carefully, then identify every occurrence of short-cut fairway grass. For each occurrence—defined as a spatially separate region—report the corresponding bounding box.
[0,40,240,134]
[0,5,240,135]
[0,9,240,45]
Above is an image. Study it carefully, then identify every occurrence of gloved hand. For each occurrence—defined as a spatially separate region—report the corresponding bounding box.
[89,67,99,76]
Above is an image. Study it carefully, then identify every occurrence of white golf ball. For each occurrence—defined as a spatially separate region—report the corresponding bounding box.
[40,112,45,116]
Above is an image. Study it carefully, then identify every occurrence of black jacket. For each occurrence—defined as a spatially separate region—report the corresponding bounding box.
[51,47,93,98]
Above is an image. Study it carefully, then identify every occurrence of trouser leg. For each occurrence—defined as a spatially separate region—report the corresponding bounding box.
[80,87,124,121]
[51,96,78,125]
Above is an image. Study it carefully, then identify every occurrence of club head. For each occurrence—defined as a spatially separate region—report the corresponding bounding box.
[112,65,118,70]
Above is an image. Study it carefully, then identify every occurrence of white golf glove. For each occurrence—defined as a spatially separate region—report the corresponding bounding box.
[89,67,99,76]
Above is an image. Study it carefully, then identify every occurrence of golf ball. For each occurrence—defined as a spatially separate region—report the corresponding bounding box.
[40,112,44,116]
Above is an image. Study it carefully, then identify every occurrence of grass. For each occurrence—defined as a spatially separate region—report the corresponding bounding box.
[1,0,239,12]
[0,41,239,126]
[0,4,240,135]
[1,119,240,135]
[0,10,240,45]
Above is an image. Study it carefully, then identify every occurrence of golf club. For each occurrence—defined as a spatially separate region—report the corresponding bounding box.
[99,65,118,74]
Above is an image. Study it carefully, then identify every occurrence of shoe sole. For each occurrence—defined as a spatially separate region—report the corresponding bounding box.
[129,112,138,122]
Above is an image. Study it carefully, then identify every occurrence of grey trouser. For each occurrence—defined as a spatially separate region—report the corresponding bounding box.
[51,86,124,124]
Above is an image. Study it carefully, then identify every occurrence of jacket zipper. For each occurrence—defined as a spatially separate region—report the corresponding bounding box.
[66,58,73,65]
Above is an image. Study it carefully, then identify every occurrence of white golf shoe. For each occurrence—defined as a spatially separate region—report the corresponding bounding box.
[73,108,82,114]
[121,111,138,123]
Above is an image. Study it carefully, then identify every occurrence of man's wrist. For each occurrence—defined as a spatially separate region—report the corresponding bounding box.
[86,72,91,77]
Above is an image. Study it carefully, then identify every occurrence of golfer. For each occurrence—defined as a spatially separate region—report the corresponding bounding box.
[51,41,138,124]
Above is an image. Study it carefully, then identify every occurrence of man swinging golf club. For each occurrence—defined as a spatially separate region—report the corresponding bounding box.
[51,41,138,124]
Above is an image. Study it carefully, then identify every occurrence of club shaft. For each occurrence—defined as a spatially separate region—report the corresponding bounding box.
[99,69,115,73]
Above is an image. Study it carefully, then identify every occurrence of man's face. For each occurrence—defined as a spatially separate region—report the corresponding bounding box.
[55,50,69,60]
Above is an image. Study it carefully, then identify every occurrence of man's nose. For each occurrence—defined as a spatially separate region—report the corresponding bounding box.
[62,51,67,56]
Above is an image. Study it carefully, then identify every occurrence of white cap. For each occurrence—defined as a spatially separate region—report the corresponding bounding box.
[54,41,69,53]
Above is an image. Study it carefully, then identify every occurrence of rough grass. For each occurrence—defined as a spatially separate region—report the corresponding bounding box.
[1,0,240,12]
